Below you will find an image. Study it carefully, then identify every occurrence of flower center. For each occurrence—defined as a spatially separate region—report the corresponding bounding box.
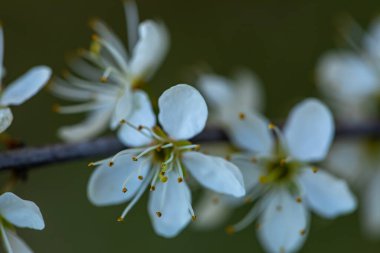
[260,157,300,184]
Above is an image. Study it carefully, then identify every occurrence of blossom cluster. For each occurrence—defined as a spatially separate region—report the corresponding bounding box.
[0,1,379,253]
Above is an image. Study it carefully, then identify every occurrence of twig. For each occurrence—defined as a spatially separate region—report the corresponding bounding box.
[0,122,379,172]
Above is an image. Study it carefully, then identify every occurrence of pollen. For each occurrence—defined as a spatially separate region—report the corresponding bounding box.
[177,177,183,183]
[150,185,156,191]
[138,175,144,180]
[122,187,128,193]
[100,76,108,83]
[268,123,276,129]
[108,161,114,167]
[160,176,168,183]
[191,215,197,221]
[156,212,162,218]
[132,156,138,161]
[296,197,302,203]
[117,217,124,222]
[312,167,319,173]
[238,112,246,120]
[259,176,268,184]
[119,119,126,124]
[225,226,235,235]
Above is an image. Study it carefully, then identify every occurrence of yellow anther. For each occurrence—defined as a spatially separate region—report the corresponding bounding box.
[268,123,276,129]
[296,197,302,203]
[138,125,143,131]
[132,156,138,161]
[100,76,108,83]
[177,177,183,183]
[156,212,162,218]
[122,187,127,193]
[88,162,95,167]
[225,226,235,235]
[239,112,246,120]
[300,229,306,236]
[160,176,168,183]
[108,161,114,167]
[251,157,258,163]
[279,159,287,166]
[91,34,100,41]
[312,167,319,173]
[259,176,268,184]
[150,185,156,191]
[52,104,60,113]
[192,145,201,151]
[212,197,220,204]
[191,215,197,221]
[225,155,231,161]
[117,217,124,222]
[244,197,253,204]
[160,171,166,176]
[255,223,261,230]
[138,175,144,181]
[161,163,167,169]
[119,119,126,124]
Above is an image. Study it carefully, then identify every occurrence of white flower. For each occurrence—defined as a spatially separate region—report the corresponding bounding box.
[87,84,245,238]
[225,99,356,253]
[0,26,51,133]
[0,192,45,253]
[326,139,380,238]
[317,16,380,239]
[50,1,169,142]
[316,17,380,122]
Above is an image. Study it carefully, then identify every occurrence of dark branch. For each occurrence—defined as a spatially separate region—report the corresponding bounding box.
[0,122,379,172]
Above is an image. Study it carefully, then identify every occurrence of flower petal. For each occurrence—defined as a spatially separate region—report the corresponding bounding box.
[148,173,191,238]
[284,98,334,162]
[182,152,245,197]
[0,66,51,106]
[87,154,151,206]
[299,169,357,218]
[362,170,380,237]
[129,20,169,81]
[0,192,44,230]
[0,26,4,80]
[231,157,261,192]
[58,109,112,142]
[317,52,378,100]
[117,91,156,147]
[4,229,33,253]
[110,88,133,129]
[197,74,234,109]
[158,84,208,140]
[0,107,13,133]
[193,191,234,230]
[228,111,273,155]
[258,190,309,253]
[234,68,264,112]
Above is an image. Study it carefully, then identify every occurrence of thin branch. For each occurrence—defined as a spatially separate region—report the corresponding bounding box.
[0,122,379,172]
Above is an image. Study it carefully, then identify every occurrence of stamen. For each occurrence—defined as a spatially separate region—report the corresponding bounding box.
[176,161,196,220]
[119,120,153,139]
[227,201,262,233]
[150,167,160,191]
[161,151,174,169]
[239,112,246,120]
[119,169,154,220]
[54,102,104,114]
[100,67,113,83]
[132,144,161,161]
[96,37,129,73]
[177,144,201,151]
[109,148,143,165]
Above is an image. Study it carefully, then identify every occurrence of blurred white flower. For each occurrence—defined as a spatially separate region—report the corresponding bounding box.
[51,0,169,142]
[0,192,45,253]
[0,26,51,133]
[317,16,380,239]
[225,99,356,253]
[316,17,380,122]
[87,84,245,238]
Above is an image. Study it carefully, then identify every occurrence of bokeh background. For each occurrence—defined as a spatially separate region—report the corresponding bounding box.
[0,0,380,252]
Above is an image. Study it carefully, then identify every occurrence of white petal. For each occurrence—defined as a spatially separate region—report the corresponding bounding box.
[148,173,191,238]
[284,98,334,162]
[365,17,380,60]
[4,229,33,253]
[324,139,364,184]
[110,88,133,129]
[228,111,273,155]
[87,154,151,206]
[124,0,139,51]
[193,191,234,230]
[58,109,112,142]
[234,68,264,112]
[0,66,51,106]
[0,107,13,133]
[299,169,357,218]
[362,170,380,237]
[231,158,261,192]
[182,152,245,197]
[197,74,234,109]
[129,20,169,81]
[317,52,378,100]
[0,192,44,230]
[258,190,309,253]
[117,91,156,147]
[158,84,208,139]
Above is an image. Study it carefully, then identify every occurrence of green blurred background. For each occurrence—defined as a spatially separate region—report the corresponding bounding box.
[1,0,380,252]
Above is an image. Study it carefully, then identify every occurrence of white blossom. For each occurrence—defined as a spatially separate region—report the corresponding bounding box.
[50,1,169,143]
[0,26,51,133]
[0,192,45,253]
[87,84,245,238]
[225,99,356,253]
